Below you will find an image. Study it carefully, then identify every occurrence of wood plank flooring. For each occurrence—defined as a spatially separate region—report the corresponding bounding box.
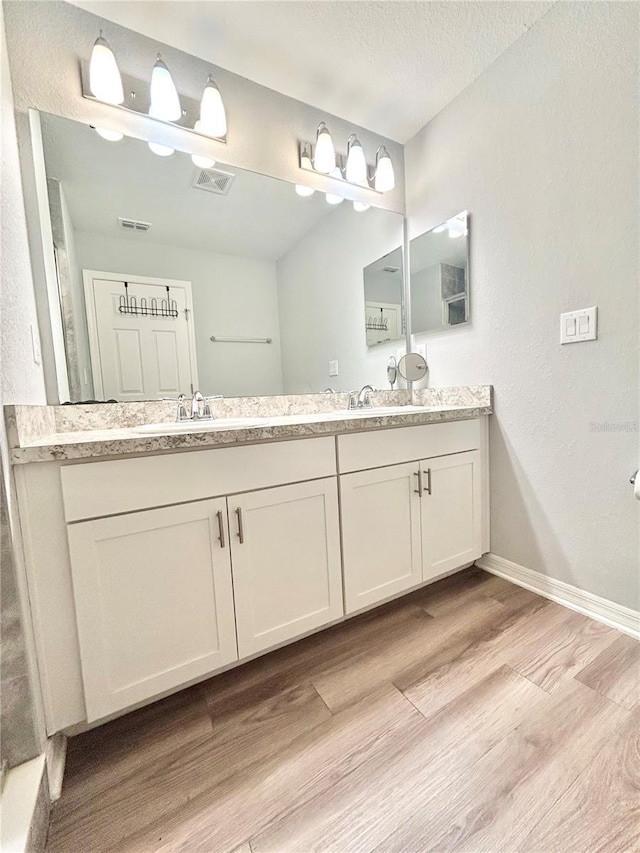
[46,569,640,853]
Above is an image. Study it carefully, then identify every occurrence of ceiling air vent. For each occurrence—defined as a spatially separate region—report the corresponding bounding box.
[192,167,235,195]
[383,266,401,274]
[118,217,151,232]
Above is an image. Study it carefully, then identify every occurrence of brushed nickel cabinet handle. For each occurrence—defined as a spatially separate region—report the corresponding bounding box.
[414,469,423,497]
[216,510,226,548]
[424,468,432,495]
[235,507,244,544]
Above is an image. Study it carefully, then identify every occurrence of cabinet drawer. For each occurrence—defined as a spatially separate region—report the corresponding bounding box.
[61,437,336,521]
[338,419,481,473]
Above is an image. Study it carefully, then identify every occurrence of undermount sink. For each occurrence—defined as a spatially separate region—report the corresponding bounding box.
[134,418,270,435]
[330,405,432,418]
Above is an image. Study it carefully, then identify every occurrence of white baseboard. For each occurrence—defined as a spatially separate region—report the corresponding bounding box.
[0,755,46,852]
[476,553,640,641]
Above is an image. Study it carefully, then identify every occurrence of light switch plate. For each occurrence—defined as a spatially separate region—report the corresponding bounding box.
[328,360,339,377]
[560,307,597,344]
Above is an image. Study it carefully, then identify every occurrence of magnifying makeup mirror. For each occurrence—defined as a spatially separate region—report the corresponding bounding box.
[398,352,428,382]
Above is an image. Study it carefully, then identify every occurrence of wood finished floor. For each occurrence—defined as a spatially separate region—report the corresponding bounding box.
[46,569,640,853]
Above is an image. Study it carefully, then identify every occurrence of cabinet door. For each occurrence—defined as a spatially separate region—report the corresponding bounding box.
[67,499,238,721]
[229,478,343,658]
[420,450,482,581]
[341,463,422,614]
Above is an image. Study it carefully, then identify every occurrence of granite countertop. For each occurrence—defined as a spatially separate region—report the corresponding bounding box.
[6,387,493,464]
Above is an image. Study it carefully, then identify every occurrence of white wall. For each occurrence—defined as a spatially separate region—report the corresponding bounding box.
[405,2,639,610]
[74,231,284,397]
[411,265,445,333]
[278,203,404,393]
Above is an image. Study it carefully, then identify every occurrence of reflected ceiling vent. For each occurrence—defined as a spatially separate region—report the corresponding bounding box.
[192,167,235,195]
[118,217,151,232]
[383,266,401,274]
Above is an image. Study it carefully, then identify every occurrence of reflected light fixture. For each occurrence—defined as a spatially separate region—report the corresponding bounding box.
[191,121,216,168]
[345,135,367,185]
[314,122,336,174]
[326,168,344,205]
[199,75,227,138]
[94,126,124,142]
[432,224,447,233]
[374,146,395,192]
[150,55,182,122]
[295,144,315,197]
[353,201,370,212]
[89,32,124,104]
[148,141,175,157]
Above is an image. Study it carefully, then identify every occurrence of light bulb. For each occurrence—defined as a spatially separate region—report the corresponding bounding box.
[199,75,227,137]
[295,185,315,197]
[432,224,447,233]
[326,167,344,204]
[314,122,336,174]
[374,146,395,192]
[89,32,124,104]
[353,201,370,212]
[148,141,174,157]
[150,55,181,122]
[448,228,464,238]
[94,127,123,142]
[345,135,368,185]
[191,121,216,168]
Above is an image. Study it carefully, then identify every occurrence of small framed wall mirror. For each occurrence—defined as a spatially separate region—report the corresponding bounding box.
[363,246,404,347]
[410,211,469,335]
[33,111,405,402]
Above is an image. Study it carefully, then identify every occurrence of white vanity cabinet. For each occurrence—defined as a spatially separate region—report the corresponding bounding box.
[67,499,238,722]
[339,421,485,614]
[228,478,343,657]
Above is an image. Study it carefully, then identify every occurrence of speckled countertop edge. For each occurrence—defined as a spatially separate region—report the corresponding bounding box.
[10,403,492,464]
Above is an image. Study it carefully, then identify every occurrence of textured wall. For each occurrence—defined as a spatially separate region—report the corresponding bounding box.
[406,2,639,609]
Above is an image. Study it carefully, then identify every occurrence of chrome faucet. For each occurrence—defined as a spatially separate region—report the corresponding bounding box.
[176,394,190,421]
[191,390,215,420]
[348,385,375,409]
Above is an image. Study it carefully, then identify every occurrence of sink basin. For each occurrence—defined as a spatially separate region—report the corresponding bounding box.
[329,406,432,418]
[134,418,270,435]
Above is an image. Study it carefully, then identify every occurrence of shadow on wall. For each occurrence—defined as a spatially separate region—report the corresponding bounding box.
[489,415,574,584]
[0,461,40,771]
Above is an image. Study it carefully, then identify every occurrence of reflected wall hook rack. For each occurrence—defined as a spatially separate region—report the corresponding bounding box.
[209,335,273,344]
[119,283,178,318]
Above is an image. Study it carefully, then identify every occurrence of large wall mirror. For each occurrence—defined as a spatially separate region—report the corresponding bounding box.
[363,246,404,347]
[410,211,469,335]
[37,112,405,402]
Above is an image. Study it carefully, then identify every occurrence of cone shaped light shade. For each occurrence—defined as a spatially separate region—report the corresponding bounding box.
[150,57,182,122]
[89,34,124,104]
[374,147,395,192]
[353,201,370,212]
[345,136,367,185]
[191,121,216,167]
[148,141,175,157]
[95,127,124,142]
[199,76,227,137]
[314,123,336,174]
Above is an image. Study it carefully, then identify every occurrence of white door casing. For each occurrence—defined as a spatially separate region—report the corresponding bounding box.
[83,270,199,401]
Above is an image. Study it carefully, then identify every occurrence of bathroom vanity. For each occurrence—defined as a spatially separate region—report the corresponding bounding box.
[8,388,491,733]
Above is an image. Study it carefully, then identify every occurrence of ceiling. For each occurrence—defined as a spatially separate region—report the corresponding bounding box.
[71,0,553,143]
[41,113,400,260]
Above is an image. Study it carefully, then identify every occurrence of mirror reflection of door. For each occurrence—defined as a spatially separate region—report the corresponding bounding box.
[84,272,199,401]
[365,301,401,345]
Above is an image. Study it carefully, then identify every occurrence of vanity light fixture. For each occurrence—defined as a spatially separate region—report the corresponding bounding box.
[89,32,124,105]
[314,122,336,174]
[198,75,227,138]
[345,135,368,186]
[93,127,124,142]
[149,55,182,122]
[373,146,395,192]
[325,167,344,205]
[191,121,216,168]
[295,143,315,197]
[432,224,447,233]
[353,201,370,212]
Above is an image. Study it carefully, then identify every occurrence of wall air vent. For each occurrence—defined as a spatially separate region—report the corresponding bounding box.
[383,266,401,274]
[118,217,151,232]
[192,167,235,195]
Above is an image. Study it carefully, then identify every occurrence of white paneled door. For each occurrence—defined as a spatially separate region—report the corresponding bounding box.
[84,272,198,401]
[67,499,238,721]
[421,450,482,580]
[229,478,343,657]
